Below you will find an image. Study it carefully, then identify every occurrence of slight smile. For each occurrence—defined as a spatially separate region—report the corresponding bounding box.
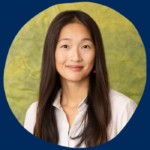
[66,65,83,71]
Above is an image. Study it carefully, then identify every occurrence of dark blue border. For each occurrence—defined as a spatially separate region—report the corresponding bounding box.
[0,0,149,149]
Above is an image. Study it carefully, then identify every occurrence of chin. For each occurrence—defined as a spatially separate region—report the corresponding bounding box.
[65,74,89,82]
[60,72,90,82]
[70,79,83,82]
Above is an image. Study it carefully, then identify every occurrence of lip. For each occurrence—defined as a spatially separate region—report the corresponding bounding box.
[66,65,83,71]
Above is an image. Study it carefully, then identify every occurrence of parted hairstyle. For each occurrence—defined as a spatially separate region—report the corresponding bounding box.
[33,10,111,147]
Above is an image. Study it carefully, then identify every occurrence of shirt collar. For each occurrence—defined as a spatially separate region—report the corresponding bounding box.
[52,88,88,112]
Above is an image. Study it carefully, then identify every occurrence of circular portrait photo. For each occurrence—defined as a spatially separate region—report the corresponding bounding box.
[3,2,146,148]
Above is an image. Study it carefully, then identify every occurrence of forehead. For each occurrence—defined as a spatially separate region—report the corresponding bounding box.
[58,23,92,39]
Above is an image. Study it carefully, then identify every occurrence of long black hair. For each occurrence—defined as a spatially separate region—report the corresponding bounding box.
[33,10,111,147]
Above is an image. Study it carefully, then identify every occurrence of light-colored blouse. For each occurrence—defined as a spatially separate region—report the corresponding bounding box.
[24,88,137,148]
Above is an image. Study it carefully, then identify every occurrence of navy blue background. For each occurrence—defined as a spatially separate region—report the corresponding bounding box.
[0,0,149,149]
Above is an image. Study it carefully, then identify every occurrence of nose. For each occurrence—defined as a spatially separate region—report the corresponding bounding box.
[69,47,82,62]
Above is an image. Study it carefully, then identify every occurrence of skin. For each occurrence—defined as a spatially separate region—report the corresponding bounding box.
[55,23,95,130]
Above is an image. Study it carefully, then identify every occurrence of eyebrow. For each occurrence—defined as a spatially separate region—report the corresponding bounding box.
[58,38,93,43]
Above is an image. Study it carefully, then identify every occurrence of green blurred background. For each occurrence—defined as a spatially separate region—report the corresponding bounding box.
[3,2,146,126]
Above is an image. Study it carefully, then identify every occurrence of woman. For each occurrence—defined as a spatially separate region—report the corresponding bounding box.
[24,10,137,148]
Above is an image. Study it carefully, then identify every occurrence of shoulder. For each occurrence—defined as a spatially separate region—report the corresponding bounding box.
[108,89,137,139]
[26,101,38,114]
[24,101,38,134]
[109,88,137,111]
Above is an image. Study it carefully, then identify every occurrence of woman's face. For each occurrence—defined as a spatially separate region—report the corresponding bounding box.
[55,23,95,82]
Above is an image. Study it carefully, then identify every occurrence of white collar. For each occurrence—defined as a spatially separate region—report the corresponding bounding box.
[52,88,88,112]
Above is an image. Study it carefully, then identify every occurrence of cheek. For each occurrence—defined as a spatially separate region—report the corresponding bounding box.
[83,52,95,66]
[55,51,67,69]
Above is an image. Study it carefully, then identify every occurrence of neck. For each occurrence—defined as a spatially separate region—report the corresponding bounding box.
[60,76,89,108]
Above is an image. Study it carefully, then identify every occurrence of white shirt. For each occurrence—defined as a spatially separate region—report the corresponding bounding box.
[24,88,137,148]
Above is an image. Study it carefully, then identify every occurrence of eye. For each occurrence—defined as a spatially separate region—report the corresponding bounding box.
[82,45,90,49]
[61,45,69,48]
